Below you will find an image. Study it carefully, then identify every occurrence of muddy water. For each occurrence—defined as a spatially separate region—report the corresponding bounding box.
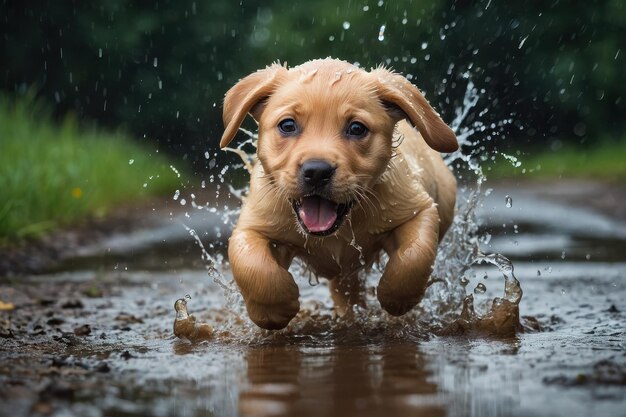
[1,182,625,417]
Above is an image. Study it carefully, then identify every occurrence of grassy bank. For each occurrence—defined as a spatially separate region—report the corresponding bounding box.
[488,140,626,181]
[0,95,181,245]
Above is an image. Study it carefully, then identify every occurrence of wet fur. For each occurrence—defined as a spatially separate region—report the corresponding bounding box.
[221,59,458,329]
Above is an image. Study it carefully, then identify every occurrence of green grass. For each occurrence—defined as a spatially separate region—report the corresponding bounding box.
[0,94,181,245]
[487,139,626,181]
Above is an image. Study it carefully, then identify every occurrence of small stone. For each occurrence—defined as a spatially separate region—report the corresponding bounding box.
[46,318,64,326]
[95,362,111,373]
[73,324,91,336]
[607,304,620,313]
[61,300,84,309]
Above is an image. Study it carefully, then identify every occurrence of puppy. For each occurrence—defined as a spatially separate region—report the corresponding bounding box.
[220,59,458,330]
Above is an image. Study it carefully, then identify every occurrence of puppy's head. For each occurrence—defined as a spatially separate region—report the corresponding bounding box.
[221,59,457,236]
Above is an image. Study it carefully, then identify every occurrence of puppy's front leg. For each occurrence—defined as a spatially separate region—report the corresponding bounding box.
[378,203,440,316]
[228,229,300,330]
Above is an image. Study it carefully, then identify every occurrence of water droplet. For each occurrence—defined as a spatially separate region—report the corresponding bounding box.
[173,190,180,200]
[342,21,350,30]
[474,282,487,294]
[518,35,529,49]
[153,57,158,67]
[98,48,102,58]
[421,42,428,50]
[128,159,134,165]
[184,294,191,301]
[460,276,470,287]
[378,24,386,41]
[505,195,513,208]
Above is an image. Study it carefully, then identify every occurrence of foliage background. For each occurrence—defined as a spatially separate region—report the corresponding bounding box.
[1,0,624,168]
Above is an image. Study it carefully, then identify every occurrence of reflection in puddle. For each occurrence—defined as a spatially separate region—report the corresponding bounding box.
[240,343,444,417]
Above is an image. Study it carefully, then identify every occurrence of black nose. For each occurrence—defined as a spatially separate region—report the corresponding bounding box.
[300,159,335,188]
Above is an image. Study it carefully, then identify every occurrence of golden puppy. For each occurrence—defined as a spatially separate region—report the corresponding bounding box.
[220,59,458,330]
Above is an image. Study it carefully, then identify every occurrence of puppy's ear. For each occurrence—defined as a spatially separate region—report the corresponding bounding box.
[220,63,287,149]
[370,68,458,153]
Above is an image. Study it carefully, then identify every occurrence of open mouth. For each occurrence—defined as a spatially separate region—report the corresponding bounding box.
[292,195,352,236]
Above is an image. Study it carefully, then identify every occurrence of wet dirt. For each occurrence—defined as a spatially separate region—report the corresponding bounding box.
[1,181,625,417]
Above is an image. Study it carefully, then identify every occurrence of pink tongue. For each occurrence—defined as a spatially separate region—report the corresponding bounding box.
[298,196,339,233]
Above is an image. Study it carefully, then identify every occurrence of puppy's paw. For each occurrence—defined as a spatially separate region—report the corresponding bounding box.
[378,298,418,316]
[245,298,300,330]
[377,285,420,316]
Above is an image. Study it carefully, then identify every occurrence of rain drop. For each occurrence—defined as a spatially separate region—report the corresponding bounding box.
[518,35,529,49]
[342,21,351,30]
[505,195,513,208]
[378,24,386,41]
[153,57,158,67]
[128,159,135,165]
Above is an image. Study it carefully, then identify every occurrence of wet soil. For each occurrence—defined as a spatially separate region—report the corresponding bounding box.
[1,180,625,417]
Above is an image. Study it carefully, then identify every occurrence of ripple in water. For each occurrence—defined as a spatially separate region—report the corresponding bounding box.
[173,76,527,344]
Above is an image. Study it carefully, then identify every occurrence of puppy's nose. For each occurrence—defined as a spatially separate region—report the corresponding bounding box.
[300,160,335,188]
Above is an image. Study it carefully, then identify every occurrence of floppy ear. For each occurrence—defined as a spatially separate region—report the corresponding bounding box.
[220,63,287,149]
[370,68,458,153]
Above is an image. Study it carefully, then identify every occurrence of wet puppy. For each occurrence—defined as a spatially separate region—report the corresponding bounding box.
[220,59,458,329]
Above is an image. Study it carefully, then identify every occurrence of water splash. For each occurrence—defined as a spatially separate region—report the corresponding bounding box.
[173,295,214,343]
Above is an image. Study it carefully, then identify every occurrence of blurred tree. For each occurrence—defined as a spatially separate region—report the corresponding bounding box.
[1,0,624,167]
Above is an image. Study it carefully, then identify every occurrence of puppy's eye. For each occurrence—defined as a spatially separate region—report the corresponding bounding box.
[277,118,298,136]
[346,121,368,139]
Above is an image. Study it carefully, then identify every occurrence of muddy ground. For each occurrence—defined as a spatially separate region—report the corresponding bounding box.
[0,180,625,417]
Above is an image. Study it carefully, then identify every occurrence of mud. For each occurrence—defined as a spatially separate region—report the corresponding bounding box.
[1,181,625,417]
